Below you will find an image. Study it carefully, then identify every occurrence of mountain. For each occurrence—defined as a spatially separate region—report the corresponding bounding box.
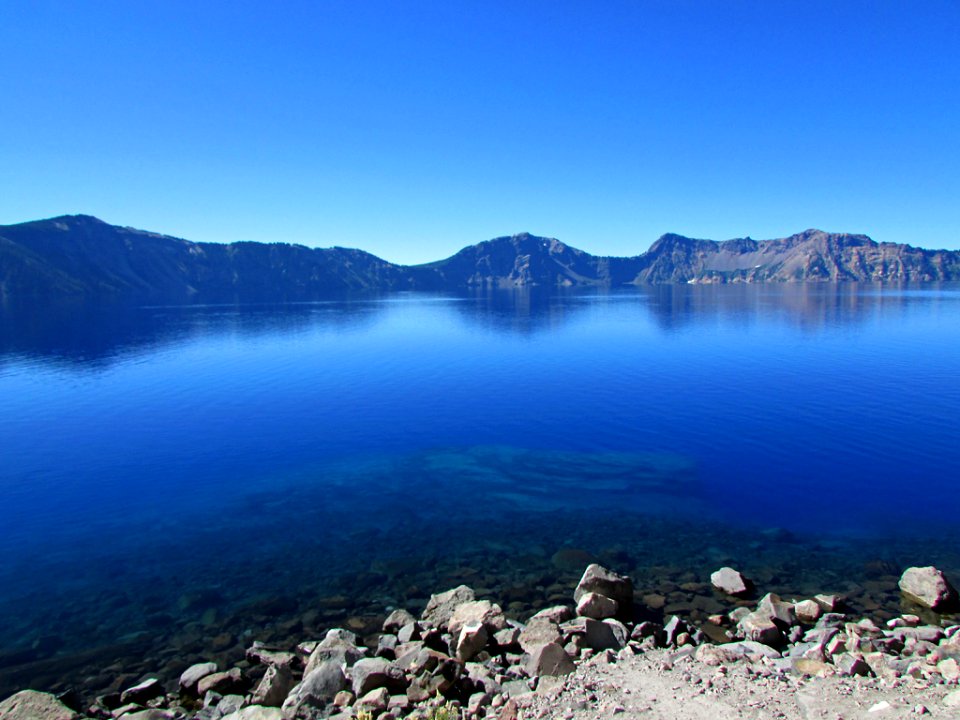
[1,215,958,301]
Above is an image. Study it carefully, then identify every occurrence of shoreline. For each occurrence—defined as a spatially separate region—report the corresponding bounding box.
[2,562,958,720]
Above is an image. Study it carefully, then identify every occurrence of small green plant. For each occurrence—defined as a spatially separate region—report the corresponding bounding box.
[427,701,460,720]
[355,710,373,720]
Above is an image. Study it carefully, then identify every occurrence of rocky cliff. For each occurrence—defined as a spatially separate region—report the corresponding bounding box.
[1,216,957,301]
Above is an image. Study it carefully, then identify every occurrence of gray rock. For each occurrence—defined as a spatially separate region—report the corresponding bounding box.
[116,711,176,720]
[720,640,786,660]
[573,564,633,617]
[179,662,219,695]
[529,606,574,624]
[350,658,407,697]
[738,611,784,647]
[421,585,476,629]
[396,622,420,644]
[834,652,872,677]
[355,687,389,713]
[376,634,398,658]
[756,593,796,627]
[120,678,164,705]
[251,665,295,707]
[303,629,365,676]
[899,566,958,610]
[519,618,563,653]
[246,643,298,670]
[576,592,618,620]
[220,708,284,720]
[525,642,576,677]
[814,594,843,612]
[198,668,245,697]
[0,690,79,720]
[944,689,960,707]
[710,567,751,597]
[455,622,489,662]
[383,608,417,634]
[564,617,624,651]
[794,599,822,624]
[447,600,507,639]
[663,616,687,647]
[494,627,520,648]
[283,660,346,713]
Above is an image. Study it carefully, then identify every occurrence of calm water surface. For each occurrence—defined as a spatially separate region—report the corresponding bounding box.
[1,284,958,694]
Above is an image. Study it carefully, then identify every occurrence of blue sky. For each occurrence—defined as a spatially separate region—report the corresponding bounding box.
[1,1,958,263]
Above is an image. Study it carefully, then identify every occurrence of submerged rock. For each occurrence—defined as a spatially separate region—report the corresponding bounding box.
[899,566,958,610]
[710,567,751,597]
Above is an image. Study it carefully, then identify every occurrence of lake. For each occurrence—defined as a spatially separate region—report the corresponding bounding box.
[1,284,958,696]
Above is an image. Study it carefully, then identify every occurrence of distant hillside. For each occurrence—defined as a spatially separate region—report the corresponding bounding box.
[1,215,957,301]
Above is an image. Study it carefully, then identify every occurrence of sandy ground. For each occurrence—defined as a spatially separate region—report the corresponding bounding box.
[508,649,958,720]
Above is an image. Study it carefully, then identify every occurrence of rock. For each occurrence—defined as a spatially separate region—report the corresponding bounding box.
[794,599,823,624]
[525,642,576,676]
[383,609,417,634]
[576,592,618,620]
[304,629,365,675]
[710,567,751,597]
[120,678,163,705]
[519,619,563,653]
[251,665,295,707]
[377,634,398,659]
[834,652,872,677]
[396,623,420,644]
[246,643,298,670]
[356,687,390,713]
[814,594,843,612]
[899,567,958,610]
[0,690,79,720]
[467,692,491,714]
[756,593,796,628]
[179,662,219,695]
[351,658,407,697]
[792,658,833,677]
[283,660,346,713]
[494,627,520,649]
[663,616,687,647]
[116,711,176,720]
[738,612,784,647]
[529,606,574,624]
[447,600,507,639]
[943,689,960,707]
[421,585,476,629]
[573,565,633,617]
[456,622,489,661]
[220,708,283,720]
[198,668,245,697]
[939,657,960,683]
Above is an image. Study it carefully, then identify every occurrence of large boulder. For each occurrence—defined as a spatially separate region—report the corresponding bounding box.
[421,586,476,629]
[899,566,958,610]
[0,691,79,720]
[573,564,633,618]
[455,622,489,662]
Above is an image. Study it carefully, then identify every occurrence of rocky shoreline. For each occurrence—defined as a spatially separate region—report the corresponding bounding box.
[2,562,959,720]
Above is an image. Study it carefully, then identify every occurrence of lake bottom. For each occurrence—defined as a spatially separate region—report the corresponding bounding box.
[0,445,956,700]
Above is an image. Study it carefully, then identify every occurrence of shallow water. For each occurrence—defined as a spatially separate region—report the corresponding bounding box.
[1,284,958,696]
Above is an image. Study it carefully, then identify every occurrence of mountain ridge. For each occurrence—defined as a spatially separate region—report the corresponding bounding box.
[1,215,958,301]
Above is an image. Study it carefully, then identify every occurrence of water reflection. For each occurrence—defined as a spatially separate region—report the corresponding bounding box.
[2,284,958,367]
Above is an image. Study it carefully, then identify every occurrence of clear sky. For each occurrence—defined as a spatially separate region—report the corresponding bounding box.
[1,1,958,264]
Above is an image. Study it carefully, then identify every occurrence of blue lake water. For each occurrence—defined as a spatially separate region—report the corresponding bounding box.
[1,284,959,695]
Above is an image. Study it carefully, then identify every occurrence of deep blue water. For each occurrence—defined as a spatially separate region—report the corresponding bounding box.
[1,284,959,694]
